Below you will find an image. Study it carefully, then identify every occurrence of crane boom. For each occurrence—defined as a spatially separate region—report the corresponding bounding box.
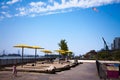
[102,37,109,50]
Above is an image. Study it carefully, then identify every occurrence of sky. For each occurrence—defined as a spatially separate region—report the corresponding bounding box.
[0,0,120,56]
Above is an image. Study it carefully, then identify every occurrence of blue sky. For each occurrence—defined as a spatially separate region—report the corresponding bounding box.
[0,0,120,56]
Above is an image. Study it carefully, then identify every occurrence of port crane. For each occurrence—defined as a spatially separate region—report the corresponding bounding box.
[102,37,109,50]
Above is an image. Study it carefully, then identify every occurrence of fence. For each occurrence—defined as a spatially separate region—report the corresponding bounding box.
[0,57,54,67]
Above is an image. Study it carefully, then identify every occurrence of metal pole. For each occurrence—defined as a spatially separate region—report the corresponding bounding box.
[59,53,60,63]
[35,49,37,66]
[22,47,24,67]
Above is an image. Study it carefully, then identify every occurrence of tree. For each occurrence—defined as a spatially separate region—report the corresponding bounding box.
[58,39,69,58]
[112,50,120,61]
[83,50,97,60]
[97,51,109,60]
[58,39,68,50]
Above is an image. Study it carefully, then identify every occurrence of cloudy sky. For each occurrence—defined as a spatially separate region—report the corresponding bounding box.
[0,0,120,55]
[0,0,120,19]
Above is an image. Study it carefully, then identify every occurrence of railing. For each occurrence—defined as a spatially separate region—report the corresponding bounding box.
[0,57,55,67]
[96,60,107,80]
[96,60,120,80]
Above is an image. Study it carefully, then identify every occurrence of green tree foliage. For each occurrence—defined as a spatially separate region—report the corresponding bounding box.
[97,50,120,61]
[58,39,68,57]
[83,50,97,60]
[112,50,120,61]
[97,51,111,60]
[83,50,120,61]
[58,39,68,51]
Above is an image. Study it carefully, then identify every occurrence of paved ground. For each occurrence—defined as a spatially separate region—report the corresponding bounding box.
[0,63,100,80]
[49,62,100,80]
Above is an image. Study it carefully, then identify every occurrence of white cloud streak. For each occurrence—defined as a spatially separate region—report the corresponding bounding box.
[16,0,120,17]
[1,12,12,18]
[0,0,120,20]
[1,6,8,9]
[6,0,20,5]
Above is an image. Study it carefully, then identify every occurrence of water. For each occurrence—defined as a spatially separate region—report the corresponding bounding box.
[0,56,45,59]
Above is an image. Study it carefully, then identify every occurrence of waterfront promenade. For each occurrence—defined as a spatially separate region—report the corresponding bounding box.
[0,62,100,80]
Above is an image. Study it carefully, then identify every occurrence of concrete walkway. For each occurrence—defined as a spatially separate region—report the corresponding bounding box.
[49,62,100,80]
[0,63,100,80]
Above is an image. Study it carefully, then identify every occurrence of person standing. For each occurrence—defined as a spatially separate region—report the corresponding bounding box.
[12,65,17,77]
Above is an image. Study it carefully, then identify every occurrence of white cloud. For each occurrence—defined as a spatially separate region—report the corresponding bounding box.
[44,9,73,15]
[1,12,6,15]
[16,0,120,17]
[0,0,120,20]
[19,11,26,16]
[15,7,27,16]
[29,2,46,7]
[1,6,8,9]
[6,0,20,5]
[1,12,12,18]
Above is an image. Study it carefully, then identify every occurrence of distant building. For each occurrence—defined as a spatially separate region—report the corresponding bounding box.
[112,37,120,50]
